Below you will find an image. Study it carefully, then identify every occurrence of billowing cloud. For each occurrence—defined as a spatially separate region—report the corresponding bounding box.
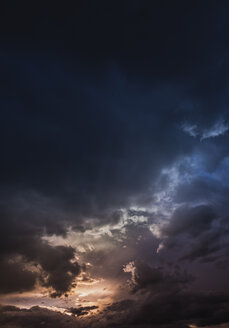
[0,199,80,297]
[123,260,193,293]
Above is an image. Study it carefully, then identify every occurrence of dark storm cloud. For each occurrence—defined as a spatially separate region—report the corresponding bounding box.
[99,288,229,327]
[0,305,80,328]
[0,258,37,294]
[0,243,80,297]
[1,291,229,328]
[1,0,229,222]
[1,269,229,328]
[162,205,217,238]
[174,167,229,210]
[132,290,229,327]
[37,244,80,297]
[174,176,224,204]
[180,229,224,262]
[160,204,229,263]
[0,52,191,217]
[107,258,229,326]
[0,6,229,288]
[0,198,80,296]
[1,1,229,327]
[124,260,193,293]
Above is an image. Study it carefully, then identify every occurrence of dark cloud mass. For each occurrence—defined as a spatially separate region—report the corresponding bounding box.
[124,260,194,293]
[0,258,37,294]
[0,305,80,328]
[0,198,80,296]
[67,306,98,317]
[163,205,217,237]
[1,1,229,327]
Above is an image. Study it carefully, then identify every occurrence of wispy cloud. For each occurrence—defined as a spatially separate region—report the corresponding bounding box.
[182,119,229,141]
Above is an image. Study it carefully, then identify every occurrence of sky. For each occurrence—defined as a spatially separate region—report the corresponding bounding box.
[1,1,229,327]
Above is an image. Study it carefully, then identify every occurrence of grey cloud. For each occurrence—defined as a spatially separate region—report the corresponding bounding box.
[99,289,229,327]
[0,199,80,297]
[1,282,229,327]
[180,228,227,262]
[36,244,80,297]
[124,260,193,293]
[0,258,37,294]
[174,176,222,204]
[162,205,217,238]
[66,306,98,317]
[0,305,80,328]
[159,204,229,264]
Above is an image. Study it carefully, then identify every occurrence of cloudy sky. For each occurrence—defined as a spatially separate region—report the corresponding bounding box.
[1,1,229,327]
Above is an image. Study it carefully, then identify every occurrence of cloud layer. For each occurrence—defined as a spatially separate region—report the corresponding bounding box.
[1,1,229,327]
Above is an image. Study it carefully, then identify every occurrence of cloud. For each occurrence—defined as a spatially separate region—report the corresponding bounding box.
[123,260,193,293]
[182,119,229,141]
[158,203,229,264]
[66,306,98,317]
[162,205,216,238]
[182,123,198,138]
[1,2,229,327]
[0,305,81,328]
[201,120,229,140]
[99,288,229,327]
[2,288,229,328]
[36,244,80,297]
[0,258,37,294]
[0,199,80,296]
